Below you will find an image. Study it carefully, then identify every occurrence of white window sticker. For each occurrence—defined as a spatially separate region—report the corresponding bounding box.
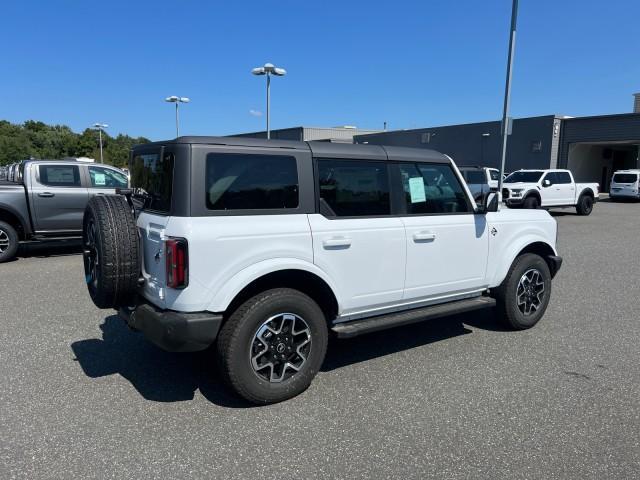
[408,177,426,203]
[94,173,106,186]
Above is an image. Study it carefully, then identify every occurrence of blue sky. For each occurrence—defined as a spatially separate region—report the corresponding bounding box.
[2,0,639,140]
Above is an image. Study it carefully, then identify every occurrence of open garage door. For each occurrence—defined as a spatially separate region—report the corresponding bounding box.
[567,142,640,192]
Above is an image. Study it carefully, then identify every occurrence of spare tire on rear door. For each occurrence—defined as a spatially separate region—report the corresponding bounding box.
[83,195,140,309]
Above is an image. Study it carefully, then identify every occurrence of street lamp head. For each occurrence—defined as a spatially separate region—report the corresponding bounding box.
[93,123,108,129]
[272,67,287,76]
[165,96,179,102]
[179,97,190,103]
[251,67,266,76]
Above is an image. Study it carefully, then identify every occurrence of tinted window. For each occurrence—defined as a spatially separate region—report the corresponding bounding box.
[89,166,128,188]
[206,153,298,210]
[505,171,544,183]
[489,169,500,181]
[463,170,486,184]
[400,163,470,214]
[131,151,174,213]
[542,172,556,184]
[317,159,390,217]
[613,173,638,184]
[555,172,572,184]
[39,165,81,187]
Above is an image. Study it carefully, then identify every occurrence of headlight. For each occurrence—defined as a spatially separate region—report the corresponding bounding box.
[511,189,523,197]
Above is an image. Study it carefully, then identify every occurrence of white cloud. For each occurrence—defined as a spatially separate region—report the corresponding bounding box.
[249,109,263,117]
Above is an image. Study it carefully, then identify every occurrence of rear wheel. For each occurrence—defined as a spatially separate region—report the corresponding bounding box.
[576,195,594,215]
[83,195,140,309]
[493,253,552,330]
[523,196,539,209]
[216,288,328,404]
[0,221,19,263]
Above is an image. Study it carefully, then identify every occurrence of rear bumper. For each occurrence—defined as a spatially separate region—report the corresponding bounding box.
[547,255,563,278]
[119,302,223,352]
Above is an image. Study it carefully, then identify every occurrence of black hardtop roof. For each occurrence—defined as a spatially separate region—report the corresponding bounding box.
[133,136,450,164]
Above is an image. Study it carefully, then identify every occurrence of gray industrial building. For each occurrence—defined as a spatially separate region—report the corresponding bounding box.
[355,94,640,192]
[233,126,380,143]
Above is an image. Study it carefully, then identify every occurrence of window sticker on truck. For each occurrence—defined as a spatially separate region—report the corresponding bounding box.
[409,177,426,203]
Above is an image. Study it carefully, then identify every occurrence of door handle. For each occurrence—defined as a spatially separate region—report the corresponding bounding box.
[38,192,55,198]
[413,231,436,242]
[322,237,352,249]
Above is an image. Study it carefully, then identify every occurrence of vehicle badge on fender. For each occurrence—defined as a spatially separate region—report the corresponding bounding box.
[491,227,498,236]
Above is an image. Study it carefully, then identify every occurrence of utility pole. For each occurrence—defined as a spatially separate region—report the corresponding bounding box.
[498,0,519,196]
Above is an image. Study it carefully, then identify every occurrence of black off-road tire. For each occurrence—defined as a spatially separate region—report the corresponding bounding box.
[83,195,140,309]
[523,196,540,209]
[493,253,552,330]
[216,288,328,404]
[576,194,594,216]
[0,221,19,263]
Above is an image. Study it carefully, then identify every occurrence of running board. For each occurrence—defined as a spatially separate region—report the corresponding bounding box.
[331,296,496,339]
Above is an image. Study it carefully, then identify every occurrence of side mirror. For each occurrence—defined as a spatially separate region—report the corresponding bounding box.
[477,191,499,213]
[543,179,552,187]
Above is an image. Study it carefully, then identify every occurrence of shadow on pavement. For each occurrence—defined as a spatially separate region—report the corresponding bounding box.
[71,308,505,407]
[71,315,251,408]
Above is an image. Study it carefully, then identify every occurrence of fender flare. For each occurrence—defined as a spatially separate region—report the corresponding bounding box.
[0,203,31,236]
[206,257,343,313]
[489,235,558,287]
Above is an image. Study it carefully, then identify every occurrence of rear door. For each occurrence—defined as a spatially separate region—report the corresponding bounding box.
[554,171,575,204]
[30,163,88,232]
[308,157,406,317]
[395,161,489,301]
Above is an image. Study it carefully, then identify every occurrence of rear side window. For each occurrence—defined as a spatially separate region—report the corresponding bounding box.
[613,173,638,183]
[399,163,470,214]
[131,151,174,213]
[89,166,128,188]
[205,153,298,210]
[555,172,572,184]
[39,165,81,187]
[317,159,390,217]
[489,169,500,181]
[463,170,485,184]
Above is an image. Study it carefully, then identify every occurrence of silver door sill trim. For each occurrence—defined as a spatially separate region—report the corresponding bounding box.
[335,288,488,323]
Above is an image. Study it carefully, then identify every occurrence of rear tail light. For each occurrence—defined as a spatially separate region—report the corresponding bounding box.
[165,237,188,289]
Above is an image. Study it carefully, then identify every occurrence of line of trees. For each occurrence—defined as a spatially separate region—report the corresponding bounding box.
[0,120,150,167]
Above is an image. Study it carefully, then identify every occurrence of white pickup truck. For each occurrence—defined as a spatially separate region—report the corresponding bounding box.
[502,169,599,215]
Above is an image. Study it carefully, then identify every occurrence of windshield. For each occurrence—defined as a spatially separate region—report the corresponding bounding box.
[505,171,543,183]
[130,150,174,213]
[612,173,638,184]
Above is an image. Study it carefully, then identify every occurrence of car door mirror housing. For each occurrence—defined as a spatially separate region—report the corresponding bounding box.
[543,179,552,187]
[477,191,499,213]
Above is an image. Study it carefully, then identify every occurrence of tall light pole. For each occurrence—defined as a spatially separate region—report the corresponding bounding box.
[165,96,190,137]
[498,0,519,197]
[92,123,108,163]
[251,63,286,139]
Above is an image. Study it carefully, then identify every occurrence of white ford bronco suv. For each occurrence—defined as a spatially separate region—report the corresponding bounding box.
[82,137,562,404]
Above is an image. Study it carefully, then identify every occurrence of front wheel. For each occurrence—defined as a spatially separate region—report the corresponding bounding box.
[493,253,552,330]
[216,288,328,404]
[523,196,539,209]
[0,221,19,263]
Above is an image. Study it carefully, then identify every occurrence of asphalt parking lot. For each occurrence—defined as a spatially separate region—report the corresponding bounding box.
[1,199,639,479]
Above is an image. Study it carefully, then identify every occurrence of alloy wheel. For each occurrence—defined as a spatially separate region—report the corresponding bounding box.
[0,229,9,253]
[516,268,545,316]
[250,313,312,383]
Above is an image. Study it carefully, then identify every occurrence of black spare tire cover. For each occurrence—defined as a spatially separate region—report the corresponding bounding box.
[83,195,140,309]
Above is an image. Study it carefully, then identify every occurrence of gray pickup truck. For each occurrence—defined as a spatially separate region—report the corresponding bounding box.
[0,160,128,262]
